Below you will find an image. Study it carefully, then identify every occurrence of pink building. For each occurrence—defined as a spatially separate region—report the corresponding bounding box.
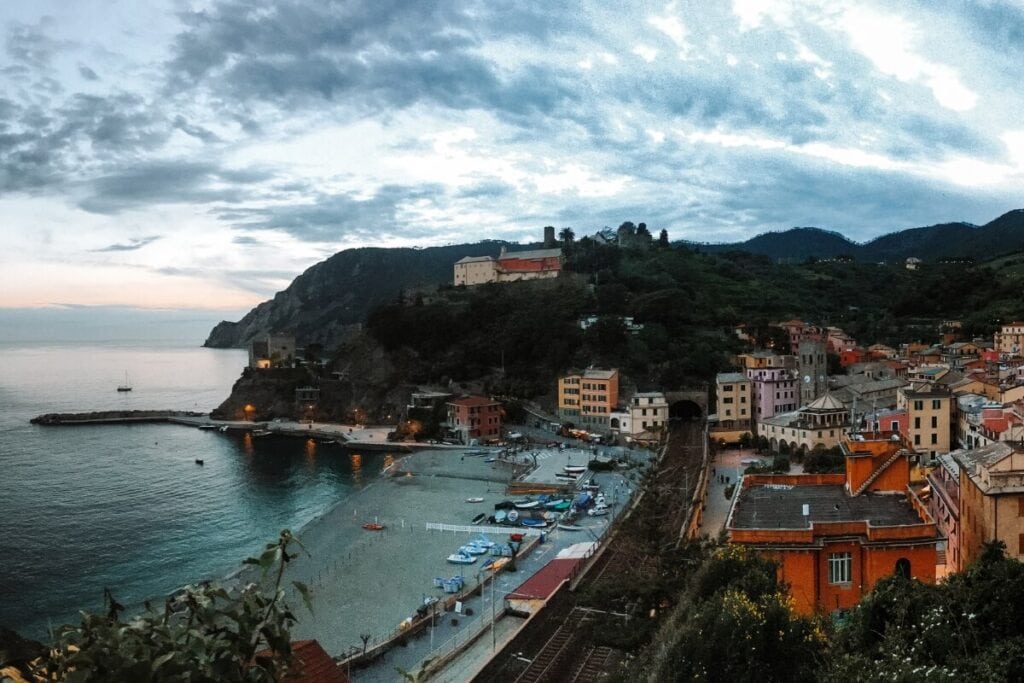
[747,366,798,420]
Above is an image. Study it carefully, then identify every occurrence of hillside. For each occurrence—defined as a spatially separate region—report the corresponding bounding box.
[693,209,1024,262]
[203,242,515,348]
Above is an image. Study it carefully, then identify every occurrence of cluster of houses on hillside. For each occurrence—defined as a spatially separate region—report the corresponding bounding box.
[719,319,1024,615]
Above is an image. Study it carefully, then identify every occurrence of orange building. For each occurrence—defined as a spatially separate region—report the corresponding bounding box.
[557,368,619,432]
[446,396,502,444]
[727,432,937,615]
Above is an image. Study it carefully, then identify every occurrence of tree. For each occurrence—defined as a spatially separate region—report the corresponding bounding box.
[558,227,575,246]
[617,221,636,246]
[26,531,311,682]
[636,223,653,245]
[657,228,669,247]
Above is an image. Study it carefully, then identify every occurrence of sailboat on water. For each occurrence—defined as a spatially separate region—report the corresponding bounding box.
[117,371,133,392]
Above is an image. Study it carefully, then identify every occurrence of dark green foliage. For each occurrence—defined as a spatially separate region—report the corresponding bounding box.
[638,546,826,682]
[25,531,310,682]
[804,446,846,473]
[823,541,1024,681]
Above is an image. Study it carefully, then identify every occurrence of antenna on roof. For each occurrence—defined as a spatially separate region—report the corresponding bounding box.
[802,503,810,528]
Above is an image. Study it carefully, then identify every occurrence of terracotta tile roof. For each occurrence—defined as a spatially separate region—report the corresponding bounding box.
[508,558,581,601]
[257,640,347,683]
[448,395,499,408]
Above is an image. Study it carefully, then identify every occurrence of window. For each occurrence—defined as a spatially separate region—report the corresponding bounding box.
[1017,495,1024,517]
[723,385,733,391]
[931,433,938,445]
[828,552,852,584]
[914,417,921,429]
[741,396,747,403]
[931,416,938,429]
[1020,533,1024,555]
[932,399,941,409]
[915,434,921,445]
[723,397,733,404]
[914,400,923,410]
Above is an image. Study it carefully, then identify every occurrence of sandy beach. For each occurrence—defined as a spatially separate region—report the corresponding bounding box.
[279,449,516,655]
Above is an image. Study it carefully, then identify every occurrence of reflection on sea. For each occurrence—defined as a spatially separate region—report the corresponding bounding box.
[305,438,317,469]
[350,452,363,487]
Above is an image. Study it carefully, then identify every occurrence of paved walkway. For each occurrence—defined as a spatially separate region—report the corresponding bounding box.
[698,448,804,538]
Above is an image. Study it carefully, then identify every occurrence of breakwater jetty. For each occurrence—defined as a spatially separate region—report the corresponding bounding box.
[28,411,452,452]
[30,410,206,425]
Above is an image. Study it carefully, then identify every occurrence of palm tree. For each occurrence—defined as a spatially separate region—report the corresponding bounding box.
[558,227,575,246]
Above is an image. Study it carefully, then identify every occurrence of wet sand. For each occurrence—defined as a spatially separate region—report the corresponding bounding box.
[281,450,515,655]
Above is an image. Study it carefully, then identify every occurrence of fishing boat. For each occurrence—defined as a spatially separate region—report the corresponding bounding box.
[520,517,546,527]
[459,543,488,556]
[471,513,487,525]
[555,472,579,480]
[466,497,484,503]
[362,522,386,531]
[545,500,572,511]
[564,465,587,474]
[252,429,272,437]
[514,500,540,509]
[472,535,495,549]
[557,522,584,531]
[446,551,476,564]
[116,371,132,392]
[197,424,217,431]
[494,500,515,510]
[494,510,507,523]
[194,458,204,466]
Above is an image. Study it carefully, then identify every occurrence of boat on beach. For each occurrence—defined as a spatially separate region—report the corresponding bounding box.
[520,517,546,527]
[362,522,386,531]
[466,497,484,503]
[471,513,487,525]
[557,522,584,531]
[564,465,587,474]
[514,500,540,509]
[446,551,476,564]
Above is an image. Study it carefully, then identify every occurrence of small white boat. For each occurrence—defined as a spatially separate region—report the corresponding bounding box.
[466,497,484,503]
[555,472,579,480]
[514,500,540,509]
[588,504,610,517]
[252,429,272,437]
[116,371,132,392]
[447,552,477,564]
[218,426,229,433]
[460,543,488,556]
[564,465,587,474]
[557,522,584,531]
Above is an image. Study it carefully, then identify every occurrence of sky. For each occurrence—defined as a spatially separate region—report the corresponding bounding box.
[1,0,1023,312]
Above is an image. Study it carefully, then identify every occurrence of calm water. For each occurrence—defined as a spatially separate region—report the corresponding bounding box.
[0,340,380,638]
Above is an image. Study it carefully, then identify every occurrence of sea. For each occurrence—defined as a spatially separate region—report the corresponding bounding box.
[0,311,379,639]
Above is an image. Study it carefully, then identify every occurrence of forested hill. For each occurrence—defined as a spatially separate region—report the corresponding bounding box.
[693,208,1024,262]
[203,242,517,348]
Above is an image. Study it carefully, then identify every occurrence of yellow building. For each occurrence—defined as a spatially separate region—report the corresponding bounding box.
[557,368,619,432]
[995,321,1024,357]
[713,372,751,442]
[900,388,952,462]
[953,442,1024,569]
[757,393,849,454]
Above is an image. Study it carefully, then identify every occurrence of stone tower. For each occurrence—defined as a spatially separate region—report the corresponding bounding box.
[543,225,556,247]
[798,339,828,406]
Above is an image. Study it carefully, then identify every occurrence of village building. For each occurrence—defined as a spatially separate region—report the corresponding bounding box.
[627,391,668,434]
[898,387,953,462]
[446,396,502,444]
[248,334,296,369]
[926,452,961,573]
[995,321,1024,358]
[747,365,799,421]
[453,244,562,286]
[798,340,829,406]
[952,442,1024,569]
[756,393,850,454]
[712,372,752,442]
[557,368,620,433]
[727,432,937,615]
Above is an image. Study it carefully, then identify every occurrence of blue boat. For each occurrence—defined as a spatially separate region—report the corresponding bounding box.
[521,517,546,527]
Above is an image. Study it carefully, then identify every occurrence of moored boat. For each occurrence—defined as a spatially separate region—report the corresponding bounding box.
[557,522,584,531]
[466,497,484,503]
[564,465,587,474]
[447,551,476,564]
[514,500,540,509]
[197,424,217,430]
[363,522,386,531]
[520,517,546,527]
[471,513,487,525]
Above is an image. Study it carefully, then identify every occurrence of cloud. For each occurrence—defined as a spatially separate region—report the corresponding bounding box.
[5,19,65,69]
[93,235,161,252]
[78,160,274,214]
[223,183,446,242]
[78,64,99,81]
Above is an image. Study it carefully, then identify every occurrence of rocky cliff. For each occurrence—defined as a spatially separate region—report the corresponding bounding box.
[204,242,509,349]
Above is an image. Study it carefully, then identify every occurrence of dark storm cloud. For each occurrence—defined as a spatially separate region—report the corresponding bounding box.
[93,235,161,252]
[172,115,221,143]
[78,160,274,214]
[78,64,99,81]
[5,19,65,69]
[165,0,580,124]
[224,183,445,242]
